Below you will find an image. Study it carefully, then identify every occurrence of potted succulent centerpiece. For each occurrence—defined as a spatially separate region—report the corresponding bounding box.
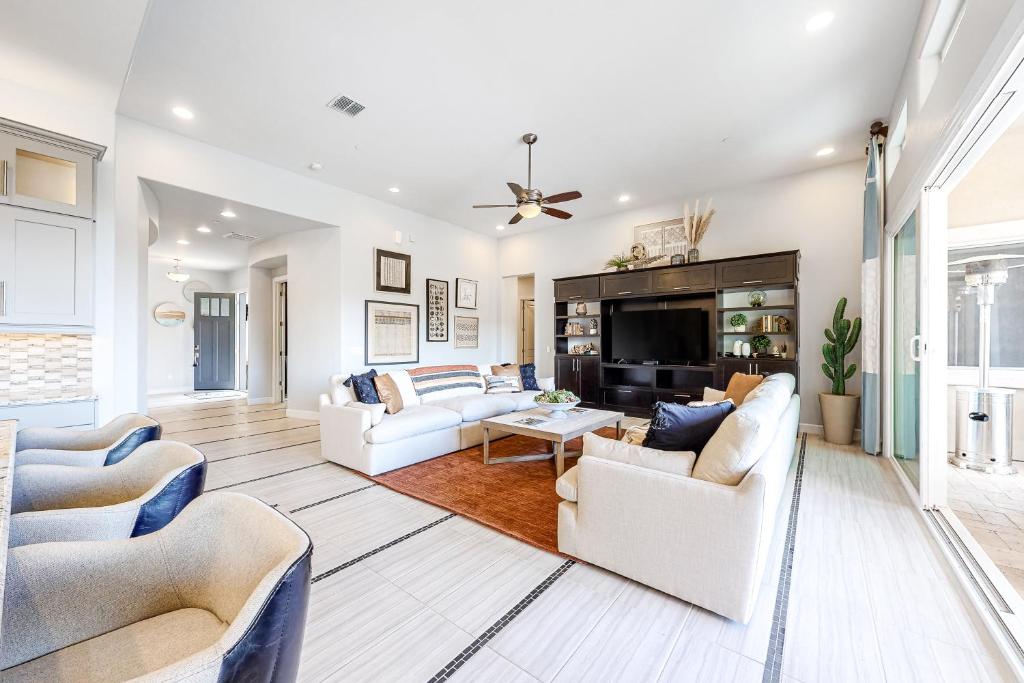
[819,297,861,445]
[605,253,633,272]
[535,389,581,419]
[729,313,747,332]
[750,334,771,356]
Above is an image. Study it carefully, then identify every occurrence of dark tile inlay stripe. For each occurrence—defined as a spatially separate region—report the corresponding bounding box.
[290,483,377,513]
[205,462,330,491]
[762,432,808,683]
[204,439,321,463]
[187,424,317,446]
[311,513,456,584]
[427,559,576,682]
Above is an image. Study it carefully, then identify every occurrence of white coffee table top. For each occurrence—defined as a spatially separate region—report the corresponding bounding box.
[481,407,624,443]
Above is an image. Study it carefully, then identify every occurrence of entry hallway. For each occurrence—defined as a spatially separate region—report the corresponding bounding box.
[152,398,1014,682]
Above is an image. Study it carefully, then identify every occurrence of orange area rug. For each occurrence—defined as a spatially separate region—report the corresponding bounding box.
[370,427,617,555]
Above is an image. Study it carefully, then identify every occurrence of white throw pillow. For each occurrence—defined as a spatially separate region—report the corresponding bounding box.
[386,371,420,407]
[349,402,387,426]
[485,374,522,394]
[583,433,696,477]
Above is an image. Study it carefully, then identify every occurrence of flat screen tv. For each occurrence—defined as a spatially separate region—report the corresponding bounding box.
[611,309,709,364]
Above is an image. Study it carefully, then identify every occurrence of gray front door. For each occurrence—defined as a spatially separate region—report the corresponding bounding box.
[194,293,236,390]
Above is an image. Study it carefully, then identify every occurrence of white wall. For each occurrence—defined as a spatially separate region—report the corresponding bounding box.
[146,261,231,394]
[498,161,865,426]
[114,118,501,416]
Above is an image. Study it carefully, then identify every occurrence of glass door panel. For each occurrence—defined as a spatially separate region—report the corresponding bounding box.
[893,211,921,488]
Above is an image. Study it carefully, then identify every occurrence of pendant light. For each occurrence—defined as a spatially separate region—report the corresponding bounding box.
[166,258,190,283]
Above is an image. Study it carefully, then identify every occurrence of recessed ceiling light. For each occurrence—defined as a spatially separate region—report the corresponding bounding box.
[618,194,631,203]
[816,146,836,157]
[220,209,236,218]
[171,106,194,120]
[495,225,505,231]
[806,11,834,32]
[309,162,323,171]
[176,239,190,245]
[196,226,211,233]
[388,187,401,193]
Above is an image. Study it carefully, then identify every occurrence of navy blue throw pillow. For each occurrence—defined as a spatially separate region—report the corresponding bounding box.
[343,369,380,404]
[642,401,734,452]
[519,363,540,391]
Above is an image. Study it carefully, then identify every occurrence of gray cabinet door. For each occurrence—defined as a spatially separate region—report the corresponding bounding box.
[0,132,95,219]
[600,271,653,297]
[194,293,237,391]
[0,206,93,327]
[653,265,716,293]
[716,255,796,289]
[554,277,600,301]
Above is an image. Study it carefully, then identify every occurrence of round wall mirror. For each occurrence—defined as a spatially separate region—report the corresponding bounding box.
[154,302,186,327]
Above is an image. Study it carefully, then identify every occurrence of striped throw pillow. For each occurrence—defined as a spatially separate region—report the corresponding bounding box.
[485,374,521,394]
[408,365,485,403]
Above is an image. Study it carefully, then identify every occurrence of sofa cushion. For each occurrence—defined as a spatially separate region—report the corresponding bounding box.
[364,405,462,444]
[373,373,405,414]
[430,394,517,422]
[724,372,762,405]
[691,373,794,485]
[485,375,522,394]
[509,390,542,411]
[491,363,521,378]
[2,607,226,683]
[583,433,696,477]
[643,401,734,452]
[344,369,380,404]
[519,362,541,391]
[350,402,387,426]
[409,365,485,403]
[556,465,579,502]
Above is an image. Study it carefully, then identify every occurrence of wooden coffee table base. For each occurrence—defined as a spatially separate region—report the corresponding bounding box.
[481,408,624,477]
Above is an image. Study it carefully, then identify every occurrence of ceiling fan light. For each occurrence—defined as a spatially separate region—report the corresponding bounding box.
[517,203,542,219]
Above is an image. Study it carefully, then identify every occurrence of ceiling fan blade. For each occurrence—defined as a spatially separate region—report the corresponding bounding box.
[508,182,526,199]
[542,191,582,204]
[509,212,523,225]
[542,206,572,220]
[472,204,517,208]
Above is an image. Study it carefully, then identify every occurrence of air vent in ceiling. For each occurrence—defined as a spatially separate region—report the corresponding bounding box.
[327,94,365,117]
[223,232,258,242]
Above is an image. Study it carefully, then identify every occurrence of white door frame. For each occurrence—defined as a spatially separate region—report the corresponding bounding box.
[272,276,287,404]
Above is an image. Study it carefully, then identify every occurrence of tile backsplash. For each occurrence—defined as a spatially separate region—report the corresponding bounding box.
[0,334,93,402]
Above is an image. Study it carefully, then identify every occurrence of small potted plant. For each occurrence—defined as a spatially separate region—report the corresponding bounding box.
[729,313,747,332]
[605,253,633,271]
[820,297,861,445]
[750,334,771,356]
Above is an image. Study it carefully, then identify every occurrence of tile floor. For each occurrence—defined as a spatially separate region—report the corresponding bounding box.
[147,398,1016,682]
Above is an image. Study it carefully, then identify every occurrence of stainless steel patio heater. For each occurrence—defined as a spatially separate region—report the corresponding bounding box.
[949,255,1016,474]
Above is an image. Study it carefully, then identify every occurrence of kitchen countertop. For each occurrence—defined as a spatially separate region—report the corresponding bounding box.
[0,394,98,408]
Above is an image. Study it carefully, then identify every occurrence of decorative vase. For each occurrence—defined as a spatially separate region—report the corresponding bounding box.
[732,340,744,356]
[741,342,751,357]
[687,248,700,263]
[670,253,685,266]
[819,393,860,445]
[575,302,587,315]
[733,324,746,333]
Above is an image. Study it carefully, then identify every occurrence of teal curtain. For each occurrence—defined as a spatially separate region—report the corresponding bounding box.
[861,136,884,454]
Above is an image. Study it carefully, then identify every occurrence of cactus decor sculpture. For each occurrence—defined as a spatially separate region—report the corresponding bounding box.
[821,297,861,395]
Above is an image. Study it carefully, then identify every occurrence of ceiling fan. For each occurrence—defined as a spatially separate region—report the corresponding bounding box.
[472,133,582,225]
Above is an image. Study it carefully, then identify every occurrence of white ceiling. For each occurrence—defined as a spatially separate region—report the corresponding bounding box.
[118,0,923,236]
[145,179,335,271]
[0,0,148,109]
[949,113,1024,229]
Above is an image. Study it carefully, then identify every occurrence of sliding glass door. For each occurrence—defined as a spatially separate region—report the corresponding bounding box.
[893,210,921,489]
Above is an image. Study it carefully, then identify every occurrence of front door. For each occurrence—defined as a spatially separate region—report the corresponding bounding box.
[194,292,236,390]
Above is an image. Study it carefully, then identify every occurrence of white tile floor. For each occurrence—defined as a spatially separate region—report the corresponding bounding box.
[151,398,1017,682]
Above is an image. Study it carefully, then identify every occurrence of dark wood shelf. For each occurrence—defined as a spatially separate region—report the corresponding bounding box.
[601,362,716,371]
[719,305,795,312]
[718,331,795,336]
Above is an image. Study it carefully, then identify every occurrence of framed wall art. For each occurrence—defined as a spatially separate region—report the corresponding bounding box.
[455,278,478,309]
[425,278,449,342]
[365,300,420,364]
[374,249,412,295]
[454,315,479,349]
[633,217,687,260]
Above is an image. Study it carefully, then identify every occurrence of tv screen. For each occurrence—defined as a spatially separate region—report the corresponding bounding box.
[611,309,708,364]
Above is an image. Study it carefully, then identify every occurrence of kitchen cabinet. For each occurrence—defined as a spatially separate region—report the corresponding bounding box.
[555,355,600,406]
[0,205,94,328]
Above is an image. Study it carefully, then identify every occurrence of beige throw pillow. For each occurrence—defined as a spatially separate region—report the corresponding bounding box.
[491,364,521,377]
[373,373,405,414]
[724,373,763,405]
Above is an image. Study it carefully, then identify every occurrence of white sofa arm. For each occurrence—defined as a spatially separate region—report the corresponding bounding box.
[538,376,555,391]
[319,402,371,469]
[568,455,767,622]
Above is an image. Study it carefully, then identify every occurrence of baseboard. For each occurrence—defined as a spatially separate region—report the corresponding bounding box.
[248,396,276,405]
[286,408,319,420]
[148,386,194,396]
[800,423,863,439]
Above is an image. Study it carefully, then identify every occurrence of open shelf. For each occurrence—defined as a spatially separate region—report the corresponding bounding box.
[718,331,795,336]
[719,305,795,312]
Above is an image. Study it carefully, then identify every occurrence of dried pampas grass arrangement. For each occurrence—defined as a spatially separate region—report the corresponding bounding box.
[683,198,715,249]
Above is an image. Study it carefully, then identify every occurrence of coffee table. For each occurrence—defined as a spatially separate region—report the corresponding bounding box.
[481,407,625,477]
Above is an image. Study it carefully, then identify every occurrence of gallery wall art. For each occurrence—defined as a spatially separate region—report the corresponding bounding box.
[365,300,420,364]
[455,278,478,309]
[454,315,479,349]
[426,278,449,342]
[374,249,412,294]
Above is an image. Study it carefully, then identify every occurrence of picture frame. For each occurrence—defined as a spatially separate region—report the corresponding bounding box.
[455,277,478,309]
[633,217,687,260]
[374,248,412,295]
[365,300,420,364]
[426,278,449,342]
[454,315,479,349]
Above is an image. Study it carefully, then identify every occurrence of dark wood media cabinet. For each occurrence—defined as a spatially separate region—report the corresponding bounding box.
[553,250,800,417]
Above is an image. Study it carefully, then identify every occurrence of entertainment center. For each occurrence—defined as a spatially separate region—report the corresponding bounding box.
[553,250,799,416]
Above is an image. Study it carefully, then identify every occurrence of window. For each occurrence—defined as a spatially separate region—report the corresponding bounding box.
[886,101,908,183]
[917,0,967,106]
[948,242,1024,367]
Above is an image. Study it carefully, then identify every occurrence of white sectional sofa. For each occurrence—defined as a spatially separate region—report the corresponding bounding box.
[319,364,554,475]
[556,373,800,623]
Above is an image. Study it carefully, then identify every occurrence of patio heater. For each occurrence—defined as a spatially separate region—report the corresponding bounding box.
[949,255,1017,474]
